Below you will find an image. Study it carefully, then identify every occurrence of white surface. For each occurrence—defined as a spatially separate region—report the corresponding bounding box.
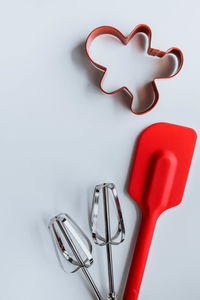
[0,1,200,299]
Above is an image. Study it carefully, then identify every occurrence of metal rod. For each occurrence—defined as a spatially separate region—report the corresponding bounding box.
[103,185,116,300]
[56,220,104,300]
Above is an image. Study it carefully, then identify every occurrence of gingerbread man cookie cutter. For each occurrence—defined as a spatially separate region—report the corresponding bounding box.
[85,24,183,115]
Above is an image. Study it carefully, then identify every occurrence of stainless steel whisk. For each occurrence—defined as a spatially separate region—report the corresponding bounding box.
[91,183,125,300]
[49,213,104,300]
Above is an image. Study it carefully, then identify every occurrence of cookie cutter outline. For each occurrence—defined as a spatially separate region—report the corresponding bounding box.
[85,24,184,115]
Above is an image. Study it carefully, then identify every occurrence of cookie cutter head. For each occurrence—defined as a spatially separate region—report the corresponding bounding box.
[85,24,183,115]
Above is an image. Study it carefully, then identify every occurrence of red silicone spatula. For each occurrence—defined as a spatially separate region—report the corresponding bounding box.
[123,123,197,300]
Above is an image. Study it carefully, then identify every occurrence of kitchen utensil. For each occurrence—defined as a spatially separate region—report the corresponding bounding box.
[86,25,183,114]
[91,183,125,300]
[123,122,197,300]
[49,213,104,300]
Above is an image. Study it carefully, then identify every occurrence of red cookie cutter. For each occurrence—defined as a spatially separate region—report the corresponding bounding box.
[85,24,183,115]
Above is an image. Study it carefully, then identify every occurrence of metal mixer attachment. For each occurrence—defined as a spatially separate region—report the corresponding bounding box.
[49,213,104,300]
[91,183,125,300]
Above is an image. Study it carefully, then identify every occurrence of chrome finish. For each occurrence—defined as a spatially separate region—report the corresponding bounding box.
[49,213,104,300]
[103,186,115,300]
[91,183,125,300]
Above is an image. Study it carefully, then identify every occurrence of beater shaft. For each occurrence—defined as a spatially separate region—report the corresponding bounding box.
[103,186,116,300]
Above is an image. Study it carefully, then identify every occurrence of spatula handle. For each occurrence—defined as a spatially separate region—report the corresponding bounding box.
[123,215,157,300]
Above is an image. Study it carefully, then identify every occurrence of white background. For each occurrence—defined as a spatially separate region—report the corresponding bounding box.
[0,0,200,299]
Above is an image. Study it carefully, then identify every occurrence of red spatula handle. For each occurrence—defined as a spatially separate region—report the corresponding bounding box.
[123,215,157,300]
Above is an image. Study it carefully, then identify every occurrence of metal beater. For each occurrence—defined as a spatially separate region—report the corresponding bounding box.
[91,183,125,300]
[49,213,104,300]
